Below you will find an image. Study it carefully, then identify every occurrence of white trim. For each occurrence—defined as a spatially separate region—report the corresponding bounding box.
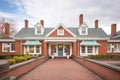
[45,39,76,42]
[45,23,76,37]
[14,36,109,40]
[2,43,8,52]
[80,46,99,56]
[108,40,120,42]
[24,45,41,54]
[48,43,72,57]
[0,39,15,42]
[57,29,64,35]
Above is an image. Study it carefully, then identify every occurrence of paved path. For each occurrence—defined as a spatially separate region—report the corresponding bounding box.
[19,58,103,80]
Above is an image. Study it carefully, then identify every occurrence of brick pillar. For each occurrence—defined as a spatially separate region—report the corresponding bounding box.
[43,42,48,56]
[73,42,77,56]
[40,20,44,27]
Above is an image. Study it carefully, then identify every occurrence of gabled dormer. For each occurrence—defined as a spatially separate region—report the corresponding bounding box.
[34,20,44,35]
[78,23,88,35]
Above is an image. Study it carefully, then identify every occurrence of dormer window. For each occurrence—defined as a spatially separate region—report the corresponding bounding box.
[78,23,88,35]
[82,27,86,34]
[37,28,41,34]
[57,29,64,35]
[34,22,44,35]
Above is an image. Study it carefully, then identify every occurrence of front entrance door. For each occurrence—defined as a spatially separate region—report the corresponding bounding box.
[58,44,63,56]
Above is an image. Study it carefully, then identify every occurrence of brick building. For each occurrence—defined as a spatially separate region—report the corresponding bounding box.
[0,14,119,57]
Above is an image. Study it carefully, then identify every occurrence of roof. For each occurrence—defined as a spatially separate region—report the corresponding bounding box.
[81,40,100,46]
[110,31,120,40]
[14,27,109,39]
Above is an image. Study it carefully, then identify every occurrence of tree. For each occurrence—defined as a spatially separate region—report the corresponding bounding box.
[0,17,17,38]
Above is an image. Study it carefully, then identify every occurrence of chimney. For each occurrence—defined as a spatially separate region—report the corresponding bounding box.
[95,19,98,28]
[79,14,83,25]
[25,19,28,28]
[111,24,117,36]
[5,23,10,37]
[40,20,44,26]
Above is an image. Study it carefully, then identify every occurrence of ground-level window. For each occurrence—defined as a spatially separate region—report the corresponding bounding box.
[81,46,85,53]
[51,45,56,53]
[2,43,8,52]
[87,46,92,53]
[107,43,112,52]
[113,43,120,52]
[64,45,70,54]
[24,46,41,54]
[10,43,15,52]
[81,46,98,54]
[29,46,34,53]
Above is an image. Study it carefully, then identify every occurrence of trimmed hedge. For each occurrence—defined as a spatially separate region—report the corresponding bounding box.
[88,54,120,59]
[7,59,16,65]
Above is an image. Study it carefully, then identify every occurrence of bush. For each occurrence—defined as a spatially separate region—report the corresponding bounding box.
[7,59,16,65]
[88,54,120,59]
[13,56,20,63]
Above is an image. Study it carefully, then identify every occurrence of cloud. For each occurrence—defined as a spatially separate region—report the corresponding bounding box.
[1,0,120,34]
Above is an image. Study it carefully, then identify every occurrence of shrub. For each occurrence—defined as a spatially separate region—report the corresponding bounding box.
[19,56,27,62]
[7,59,16,65]
[13,56,20,63]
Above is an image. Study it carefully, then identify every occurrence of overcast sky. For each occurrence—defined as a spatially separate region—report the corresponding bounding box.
[0,0,120,34]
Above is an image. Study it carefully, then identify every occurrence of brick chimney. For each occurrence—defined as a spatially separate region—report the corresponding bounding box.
[40,20,44,27]
[95,19,98,28]
[5,23,10,37]
[79,14,83,25]
[25,19,28,28]
[111,24,117,36]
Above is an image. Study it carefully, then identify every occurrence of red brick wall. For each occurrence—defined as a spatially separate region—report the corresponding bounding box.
[97,40,107,54]
[8,56,49,79]
[15,40,25,54]
[49,26,73,37]
[73,56,120,80]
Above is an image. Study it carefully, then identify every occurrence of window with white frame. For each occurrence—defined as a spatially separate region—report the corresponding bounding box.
[107,43,112,52]
[82,27,86,34]
[2,43,8,52]
[10,43,15,52]
[81,46,98,54]
[81,46,85,53]
[87,46,92,53]
[113,43,120,52]
[57,29,64,35]
[37,28,41,34]
[24,46,41,54]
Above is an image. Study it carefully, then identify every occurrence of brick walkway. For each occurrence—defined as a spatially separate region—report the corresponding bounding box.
[19,58,103,80]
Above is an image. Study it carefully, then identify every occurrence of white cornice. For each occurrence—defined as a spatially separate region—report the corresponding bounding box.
[0,39,15,42]
[108,40,120,42]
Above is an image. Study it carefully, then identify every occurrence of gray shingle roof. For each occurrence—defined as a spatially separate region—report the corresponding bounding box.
[110,31,120,40]
[14,27,109,39]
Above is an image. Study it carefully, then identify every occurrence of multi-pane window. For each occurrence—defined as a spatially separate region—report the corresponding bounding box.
[87,46,92,53]
[107,44,112,52]
[51,45,56,53]
[57,29,64,35]
[82,27,86,34]
[64,45,70,53]
[29,46,34,53]
[81,46,85,53]
[37,28,41,34]
[2,43,8,52]
[10,43,15,52]
[36,46,40,53]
